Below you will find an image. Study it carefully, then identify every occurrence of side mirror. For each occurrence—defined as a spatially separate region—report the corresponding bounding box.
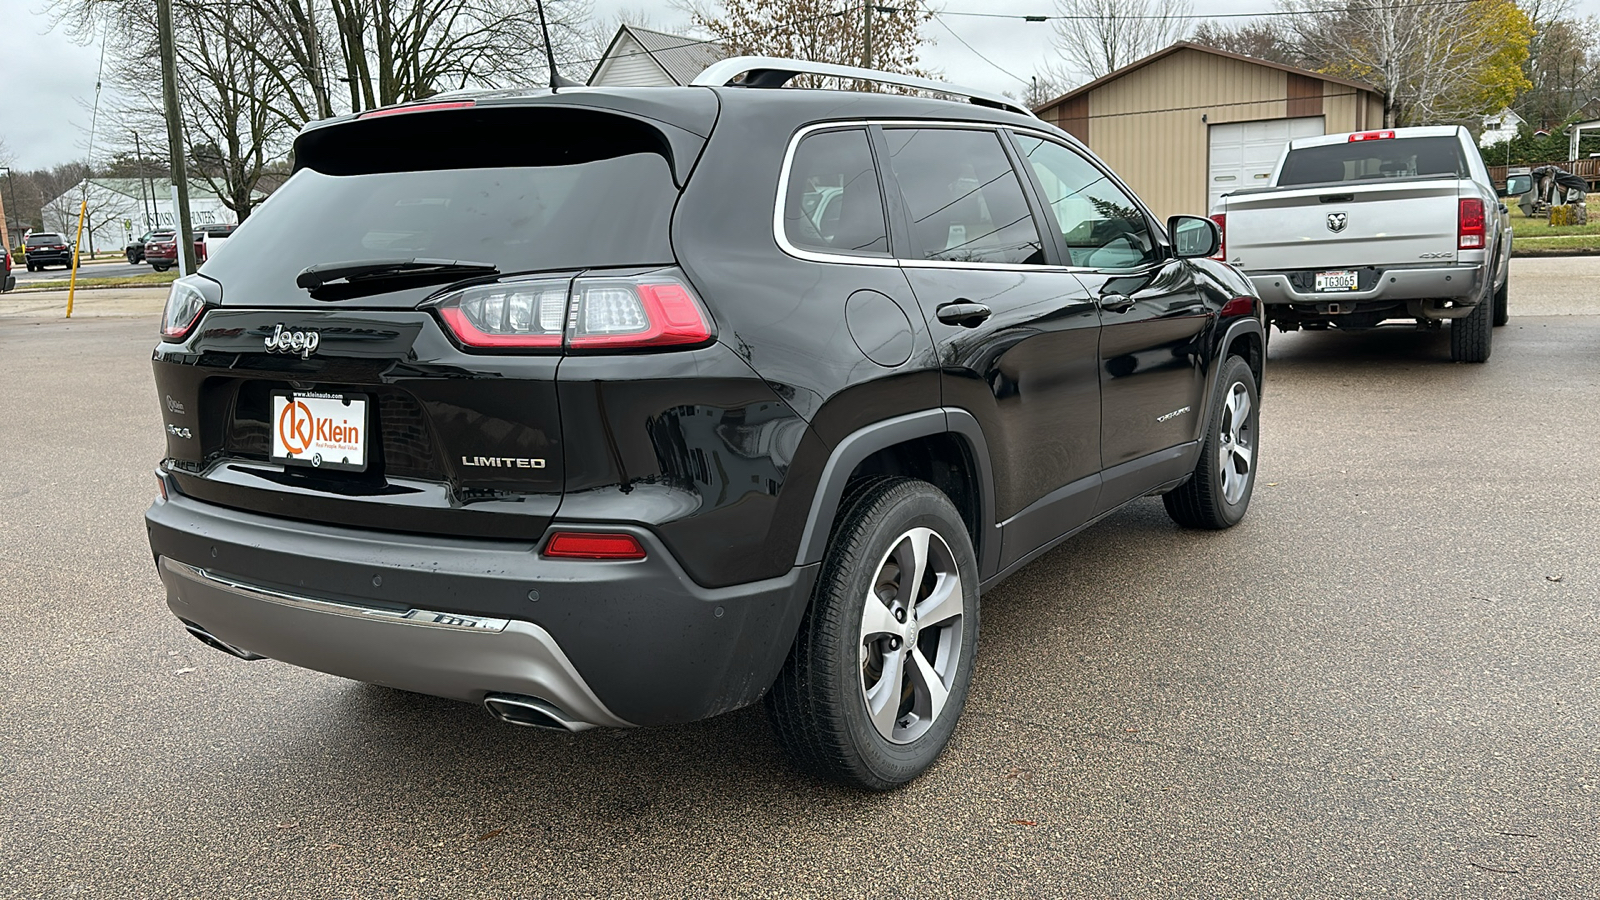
[1168,215,1220,259]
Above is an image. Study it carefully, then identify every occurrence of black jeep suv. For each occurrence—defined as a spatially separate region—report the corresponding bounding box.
[146,58,1264,789]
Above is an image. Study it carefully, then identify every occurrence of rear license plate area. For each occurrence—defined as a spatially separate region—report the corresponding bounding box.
[270,391,369,472]
[1314,270,1359,292]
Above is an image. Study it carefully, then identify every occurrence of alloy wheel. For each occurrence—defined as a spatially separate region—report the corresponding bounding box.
[859,527,965,744]
[1217,382,1255,504]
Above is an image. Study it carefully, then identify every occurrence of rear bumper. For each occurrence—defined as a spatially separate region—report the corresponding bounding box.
[1247,264,1486,308]
[26,252,72,266]
[145,486,818,727]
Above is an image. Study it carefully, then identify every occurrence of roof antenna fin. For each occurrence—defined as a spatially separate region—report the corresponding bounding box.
[535,0,580,90]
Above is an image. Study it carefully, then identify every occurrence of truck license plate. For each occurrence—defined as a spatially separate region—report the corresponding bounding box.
[271,391,368,472]
[1314,270,1359,292]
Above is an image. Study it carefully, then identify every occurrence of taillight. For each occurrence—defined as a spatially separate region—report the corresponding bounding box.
[1348,131,1395,142]
[543,532,648,560]
[160,277,216,340]
[431,269,713,352]
[1458,198,1486,250]
[1220,296,1254,318]
[1209,213,1226,261]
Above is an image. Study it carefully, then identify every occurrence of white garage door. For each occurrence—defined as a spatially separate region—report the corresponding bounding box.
[1208,117,1325,211]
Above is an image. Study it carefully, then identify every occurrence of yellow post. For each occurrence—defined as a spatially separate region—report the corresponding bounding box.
[66,197,88,318]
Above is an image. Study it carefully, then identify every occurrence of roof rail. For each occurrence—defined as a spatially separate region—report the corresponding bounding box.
[690,56,1036,119]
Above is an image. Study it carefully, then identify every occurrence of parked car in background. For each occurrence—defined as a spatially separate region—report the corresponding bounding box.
[1210,125,1510,363]
[127,230,174,264]
[146,233,179,271]
[144,58,1265,790]
[24,232,77,271]
[194,224,237,264]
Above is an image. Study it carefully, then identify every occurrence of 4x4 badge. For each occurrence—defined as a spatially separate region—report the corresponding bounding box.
[1326,212,1348,233]
[265,324,320,358]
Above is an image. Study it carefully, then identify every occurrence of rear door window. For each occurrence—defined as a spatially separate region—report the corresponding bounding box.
[1012,134,1161,270]
[882,128,1045,266]
[782,128,889,257]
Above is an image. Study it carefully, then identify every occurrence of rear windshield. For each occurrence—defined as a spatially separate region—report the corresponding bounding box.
[26,234,64,246]
[203,155,678,290]
[1278,137,1467,186]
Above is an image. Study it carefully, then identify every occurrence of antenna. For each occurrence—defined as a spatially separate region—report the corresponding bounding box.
[534,0,579,90]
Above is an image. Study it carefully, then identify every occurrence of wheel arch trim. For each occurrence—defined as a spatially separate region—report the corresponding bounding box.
[795,408,1000,578]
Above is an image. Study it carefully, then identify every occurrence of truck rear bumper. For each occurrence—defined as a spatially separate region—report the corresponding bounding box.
[1247,264,1486,310]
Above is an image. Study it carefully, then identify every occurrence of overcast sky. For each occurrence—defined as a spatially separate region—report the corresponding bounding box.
[4,0,1598,170]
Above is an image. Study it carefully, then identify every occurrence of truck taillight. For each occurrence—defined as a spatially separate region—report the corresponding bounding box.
[1209,213,1226,261]
[431,269,713,352]
[1348,131,1395,142]
[1458,198,1486,250]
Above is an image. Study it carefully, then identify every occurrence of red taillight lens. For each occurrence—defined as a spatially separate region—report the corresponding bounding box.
[358,100,476,119]
[155,471,168,502]
[1458,198,1486,250]
[160,279,211,340]
[567,280,712,349]
[431,270,713,353]
[1220,296,1254,318]
[1348,131,1395,142]
[1209,213,1226,261]
[543,532,648,560]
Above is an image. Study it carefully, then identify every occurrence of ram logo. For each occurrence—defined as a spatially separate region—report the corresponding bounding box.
[1326,212,1348,233]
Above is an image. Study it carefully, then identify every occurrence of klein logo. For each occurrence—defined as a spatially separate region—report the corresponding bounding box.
[278,401,360,462]
[461,456,547,469]
[165,395,186,415]
[1326,212,1348,233]
[265,324,320,358]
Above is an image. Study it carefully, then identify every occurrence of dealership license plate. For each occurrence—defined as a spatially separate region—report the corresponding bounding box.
[270,391,368,472]
[1314,270,1360,292]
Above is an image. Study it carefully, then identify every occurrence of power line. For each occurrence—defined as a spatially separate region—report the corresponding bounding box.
[921,0,1483,21]
[925,5,1032,87]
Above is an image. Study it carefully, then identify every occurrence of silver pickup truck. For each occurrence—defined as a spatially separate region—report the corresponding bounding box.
[1211,125,1511,363]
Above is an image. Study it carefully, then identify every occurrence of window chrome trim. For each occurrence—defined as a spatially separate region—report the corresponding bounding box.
[773,119,1102,273]
[693,56,1037,118]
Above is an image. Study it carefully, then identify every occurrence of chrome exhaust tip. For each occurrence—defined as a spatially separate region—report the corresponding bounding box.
[180,620,266,661]
[483,693,596,732]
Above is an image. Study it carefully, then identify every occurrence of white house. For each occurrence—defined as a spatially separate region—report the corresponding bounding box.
[588,25,725,87]
[1480,108,1524,148]
[42,179,246,254]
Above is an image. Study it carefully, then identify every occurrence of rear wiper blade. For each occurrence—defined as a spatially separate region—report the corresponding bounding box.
[296,258,499,292]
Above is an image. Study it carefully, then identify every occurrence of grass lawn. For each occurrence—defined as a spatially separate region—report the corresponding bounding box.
[1509,202,1600,252]
[20,271,178,291]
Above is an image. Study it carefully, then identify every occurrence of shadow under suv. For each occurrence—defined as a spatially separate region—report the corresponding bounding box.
[146,57,1265,789]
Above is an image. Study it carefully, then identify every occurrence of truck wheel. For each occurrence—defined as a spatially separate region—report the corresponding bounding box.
[1450,286,1493,363]
[1492,278,1509,327]
[1165,355,1259,530]
[766,476,980,790]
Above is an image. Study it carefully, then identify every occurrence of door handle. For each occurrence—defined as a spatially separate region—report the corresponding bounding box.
[1099,293,1136,313]
[936,301,992,328]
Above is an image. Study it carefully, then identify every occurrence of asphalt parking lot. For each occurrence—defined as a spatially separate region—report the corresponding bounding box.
[8,259,154,287]
[2,261,1597,898]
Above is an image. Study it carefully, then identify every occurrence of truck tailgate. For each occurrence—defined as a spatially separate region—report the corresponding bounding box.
[1225,180,1460,271]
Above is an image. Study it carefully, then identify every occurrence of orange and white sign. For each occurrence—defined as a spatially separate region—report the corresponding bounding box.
[271,392,367,471]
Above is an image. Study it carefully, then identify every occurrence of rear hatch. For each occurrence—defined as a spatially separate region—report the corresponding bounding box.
[154,100,712,540]
[1222,135,1466,271]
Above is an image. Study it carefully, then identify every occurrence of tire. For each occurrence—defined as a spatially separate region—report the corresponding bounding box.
[127,250,138,264]
[153,263,171,272]
[765,476,980,790]
[1492,277,1509,327]
[1450,281,1493,363]
[1165,355,1259,529]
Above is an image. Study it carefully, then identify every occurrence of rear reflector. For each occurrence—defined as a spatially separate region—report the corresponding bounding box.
[358,100,476,119]
[1348,131,1396,142]
[1220,296,1254,318]
[543,532,648,560]
[1209,213,1226,261]
[1458,198,1486,250]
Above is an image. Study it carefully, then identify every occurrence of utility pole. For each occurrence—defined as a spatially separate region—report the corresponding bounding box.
[863,2,874,72]
[157,0,196,274]
[304,0,332,118]
[133,131,151,233]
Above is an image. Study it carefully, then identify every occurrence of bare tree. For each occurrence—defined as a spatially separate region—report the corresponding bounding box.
[1190,20,1299,66]
[1045,0,1193,83]
[689,0,934,86]
[1283,0,1533,127]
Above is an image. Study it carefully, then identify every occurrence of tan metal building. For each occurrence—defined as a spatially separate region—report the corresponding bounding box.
[1034,42,1385,219]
